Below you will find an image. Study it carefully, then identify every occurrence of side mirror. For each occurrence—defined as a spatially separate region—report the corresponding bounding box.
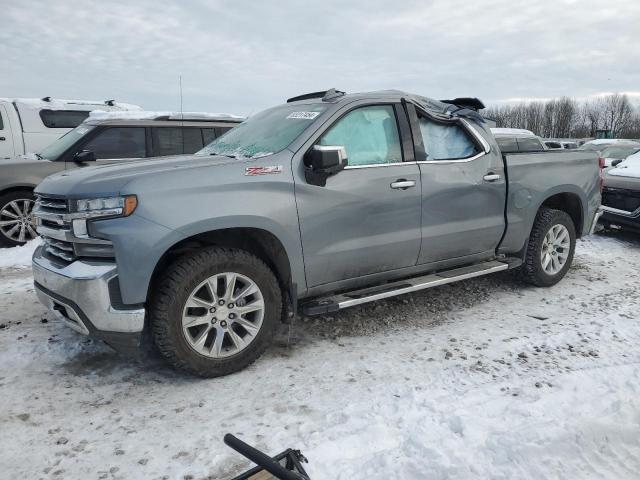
[612,159,622,167]
[74,150,96,163]
[304,145,347,186]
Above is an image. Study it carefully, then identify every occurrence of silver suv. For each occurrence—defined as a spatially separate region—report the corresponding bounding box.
[0,112,243,246]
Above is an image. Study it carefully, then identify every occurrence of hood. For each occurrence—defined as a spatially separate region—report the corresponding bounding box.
[35,154,244,197]
[0,155,46,167]
[604,163,640,190]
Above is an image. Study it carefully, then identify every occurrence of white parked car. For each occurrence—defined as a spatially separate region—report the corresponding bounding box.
[490,128,547,153]
[578,138,639,152]
[0,97,140,161]
[599,144,640,168]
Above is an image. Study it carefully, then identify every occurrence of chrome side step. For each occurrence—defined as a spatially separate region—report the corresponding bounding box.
[302,260,512,316]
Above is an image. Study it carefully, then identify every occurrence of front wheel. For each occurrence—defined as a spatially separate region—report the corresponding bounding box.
[150,247,282,378]
[0,190,37,248]
[520,207,576,287]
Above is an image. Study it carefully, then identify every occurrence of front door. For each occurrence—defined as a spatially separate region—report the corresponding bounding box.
[78,127,147,166]
[409,107,506,264]
[0,104,15,160]
[295,104,422,287]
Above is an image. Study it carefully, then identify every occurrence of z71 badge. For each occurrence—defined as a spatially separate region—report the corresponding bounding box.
[245,165,283,176]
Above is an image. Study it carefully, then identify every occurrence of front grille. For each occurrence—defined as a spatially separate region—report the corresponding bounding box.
[35,195,69,213]
[34,195,76,265]
[602,187,640,213]
[34,194,72,237]
[42,236,77,264]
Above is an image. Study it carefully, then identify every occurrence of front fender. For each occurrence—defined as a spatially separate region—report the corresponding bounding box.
[176,215,306,296]
[104,152,305,304]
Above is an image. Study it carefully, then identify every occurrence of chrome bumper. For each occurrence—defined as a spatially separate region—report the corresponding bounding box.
[589,207,604,235]
[601,204,640,219]
[32,246,145,336]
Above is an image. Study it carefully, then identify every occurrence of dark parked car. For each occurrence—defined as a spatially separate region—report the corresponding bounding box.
[601,152,640,231]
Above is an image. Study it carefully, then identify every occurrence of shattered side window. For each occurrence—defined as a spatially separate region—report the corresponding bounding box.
[418,115,478,160]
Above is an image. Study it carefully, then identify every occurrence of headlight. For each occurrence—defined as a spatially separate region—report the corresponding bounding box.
[75,195,138,217]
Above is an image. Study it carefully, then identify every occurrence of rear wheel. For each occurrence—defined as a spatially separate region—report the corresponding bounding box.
[520,207,576,287]
[0,190,37,248]
[150,247,282,377]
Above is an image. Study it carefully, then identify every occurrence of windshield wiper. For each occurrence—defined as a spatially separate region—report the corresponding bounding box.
[210,152,236,159]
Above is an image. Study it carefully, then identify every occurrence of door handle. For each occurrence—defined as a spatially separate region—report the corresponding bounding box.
[483,173,501,182]
[390,179,416,190]
[0,137,5,141]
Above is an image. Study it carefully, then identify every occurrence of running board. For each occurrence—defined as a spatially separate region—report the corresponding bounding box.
[302,260,513,316]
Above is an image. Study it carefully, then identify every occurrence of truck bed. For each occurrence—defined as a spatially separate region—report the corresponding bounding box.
[498,150,601,255]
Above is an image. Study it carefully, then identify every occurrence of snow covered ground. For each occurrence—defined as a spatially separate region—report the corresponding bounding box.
[0,233,639,479]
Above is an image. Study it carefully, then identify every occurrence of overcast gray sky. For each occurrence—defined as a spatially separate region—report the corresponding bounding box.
[1,0,639,115]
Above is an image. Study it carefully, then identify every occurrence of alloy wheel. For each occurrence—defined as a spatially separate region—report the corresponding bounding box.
[181,272,265,358]
[541,224,571,275]
[0,199,37,243]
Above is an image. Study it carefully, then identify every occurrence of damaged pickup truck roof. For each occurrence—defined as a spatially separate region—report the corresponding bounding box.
[286,88,488,124]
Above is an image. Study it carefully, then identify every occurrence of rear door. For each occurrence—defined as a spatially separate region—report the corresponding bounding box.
[151,127,205,156]
[295,103,422,287]
[408,105,506,264]
[0,104,15,160]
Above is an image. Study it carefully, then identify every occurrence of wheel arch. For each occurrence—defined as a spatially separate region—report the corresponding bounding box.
[538,191,584,237]
[500,186,587,260]
[147,227,295,310]
[0,184,37,197]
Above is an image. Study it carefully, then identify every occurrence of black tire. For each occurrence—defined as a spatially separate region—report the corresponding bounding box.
[520,207,576,287]
[149,247,282,378]
[0,190,36,248]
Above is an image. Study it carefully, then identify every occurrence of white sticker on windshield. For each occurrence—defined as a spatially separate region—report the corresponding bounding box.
[76,127,89,135]
[286,111,320,120]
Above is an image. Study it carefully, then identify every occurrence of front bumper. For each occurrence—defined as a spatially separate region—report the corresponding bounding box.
[32,246,145,351]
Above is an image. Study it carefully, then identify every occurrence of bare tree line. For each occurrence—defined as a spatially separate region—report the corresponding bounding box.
[484,93,640,139]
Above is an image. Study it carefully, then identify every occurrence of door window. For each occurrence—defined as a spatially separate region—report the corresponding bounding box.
[202,128,217,145]
[183,128,204,152]
[319,105,402,166]
[83,127,146,159]
[152,128,182,156]
[152,127,205,156]
[0,110,4,130]
[417,115,478,160]
[215,126,232,138]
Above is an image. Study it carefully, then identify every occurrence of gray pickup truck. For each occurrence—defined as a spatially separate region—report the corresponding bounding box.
[32,89,602,377]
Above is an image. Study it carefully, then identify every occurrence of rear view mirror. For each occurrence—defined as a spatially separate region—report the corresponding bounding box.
[304,145,347,186]
[612,159,622,167]
[74,150,96,162]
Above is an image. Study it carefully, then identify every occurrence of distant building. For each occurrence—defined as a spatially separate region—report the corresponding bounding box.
[595,129,612,139]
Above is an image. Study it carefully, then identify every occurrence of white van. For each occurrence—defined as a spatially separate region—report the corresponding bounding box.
[0,97,140,160]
